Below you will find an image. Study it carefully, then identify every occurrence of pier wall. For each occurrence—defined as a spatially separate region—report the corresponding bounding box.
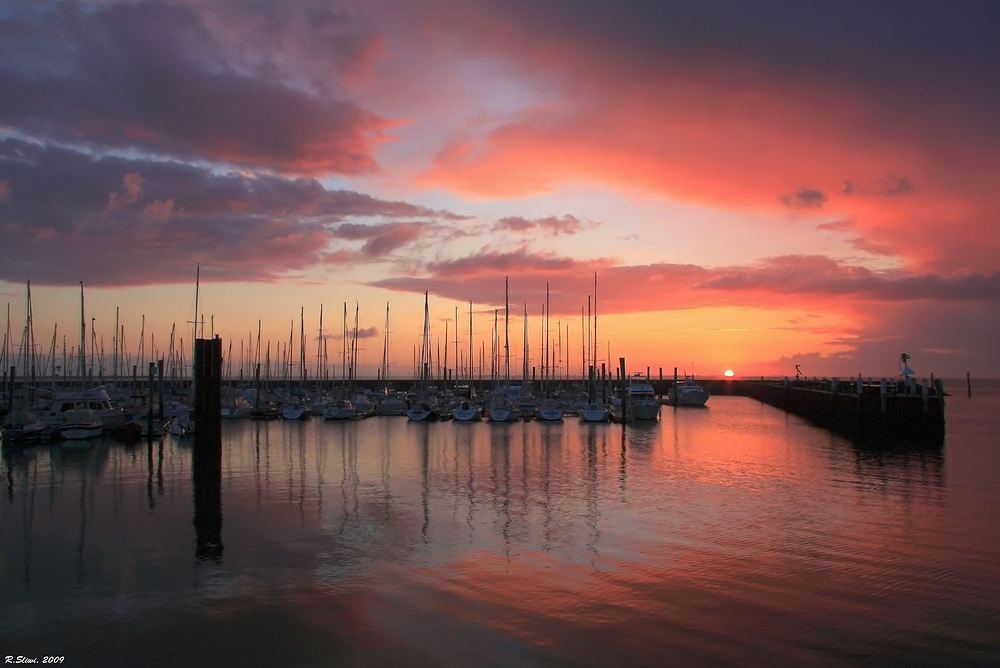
[725,379,945,445]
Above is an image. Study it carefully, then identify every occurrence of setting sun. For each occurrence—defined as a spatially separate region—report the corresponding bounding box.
[725,370,735,377]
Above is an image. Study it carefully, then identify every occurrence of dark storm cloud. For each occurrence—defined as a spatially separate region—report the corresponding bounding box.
[0,1,384,174]
[843,175,915,197]
[487,0,999,112]
[0,138,458,285]
[780,187,827,209]
[331,222,433,257]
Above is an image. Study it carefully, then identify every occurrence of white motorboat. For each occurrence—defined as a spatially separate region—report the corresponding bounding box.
[627,375,661,420]
[39,386,125,428]
[668,377,710,407]
[60,408,104,440]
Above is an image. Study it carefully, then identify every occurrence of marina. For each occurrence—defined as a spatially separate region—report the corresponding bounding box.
[2,3,998,665]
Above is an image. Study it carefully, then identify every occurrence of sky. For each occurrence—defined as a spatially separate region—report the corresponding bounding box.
[1,0,998,381]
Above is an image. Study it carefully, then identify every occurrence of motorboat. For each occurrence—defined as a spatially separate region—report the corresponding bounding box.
[38,386,125,429]
[668,377,710,407]
[60,408,104,440]
[627,374,661,420]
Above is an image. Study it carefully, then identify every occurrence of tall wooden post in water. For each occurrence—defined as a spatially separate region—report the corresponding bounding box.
[193,336,223,562]
[619,357,628,422]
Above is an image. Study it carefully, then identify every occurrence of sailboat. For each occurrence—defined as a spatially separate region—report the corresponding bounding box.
[407,292,440,421]
[453,302,481,422]
[487,279,520,422]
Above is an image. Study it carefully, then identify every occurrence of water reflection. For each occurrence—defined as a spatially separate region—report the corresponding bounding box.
[3,395,999,668]
[192,425,223,564]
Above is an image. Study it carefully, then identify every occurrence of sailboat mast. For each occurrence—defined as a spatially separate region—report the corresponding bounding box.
[79,281,86,388]
[381,302,390,385]
[504,277,510,385]
[24,280,36,385]
[113,307,119,386]
[316,304,324,389]
[523,303,529,385]
[193,264,200,341]
[48,323,57,388]
[342,302,348,385]
[545,282,550,391]
[422,292,430,386]
[351,302,359,392]
[468,302,473,392]
[593,272,598,371]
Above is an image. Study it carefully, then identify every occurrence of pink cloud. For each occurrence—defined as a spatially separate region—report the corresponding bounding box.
[371,250,1000,317]
[493,214,585,236]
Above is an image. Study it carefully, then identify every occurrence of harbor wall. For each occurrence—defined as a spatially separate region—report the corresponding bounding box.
[723,379,945,445]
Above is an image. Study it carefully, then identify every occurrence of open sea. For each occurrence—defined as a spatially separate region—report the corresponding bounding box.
[2,379,999,667]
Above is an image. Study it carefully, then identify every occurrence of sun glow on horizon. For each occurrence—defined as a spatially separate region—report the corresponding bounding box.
[724,369,735,377]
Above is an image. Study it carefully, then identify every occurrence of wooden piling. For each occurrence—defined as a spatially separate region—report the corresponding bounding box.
[193,336,223,562]
[967,372,972,397]
[619,358,627,422]
[673,367,678,409]
[147,362,155,438]
[7,366,14,412]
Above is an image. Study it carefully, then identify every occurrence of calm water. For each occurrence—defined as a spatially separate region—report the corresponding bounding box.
[3,381,999,667]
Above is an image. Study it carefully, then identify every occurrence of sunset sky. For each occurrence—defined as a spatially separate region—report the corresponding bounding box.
[1,0,998,380]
